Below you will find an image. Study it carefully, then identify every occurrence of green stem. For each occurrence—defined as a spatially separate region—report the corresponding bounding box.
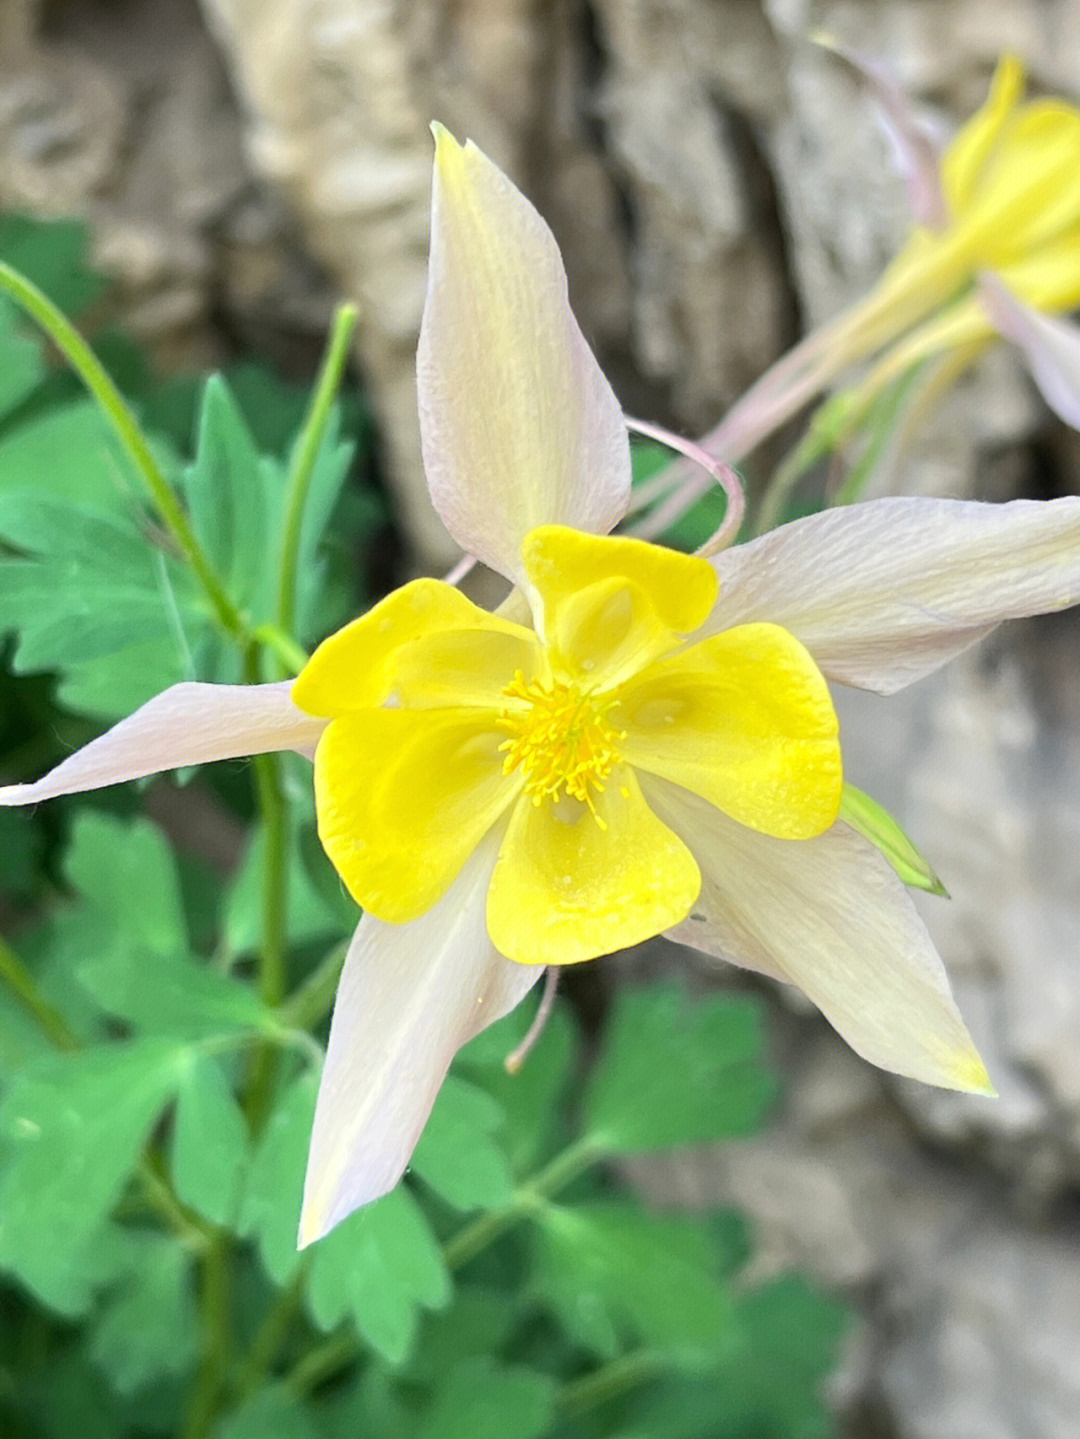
[182,1233,233,1439]
[252,623,310,677]
[252,755,289,1009]
[135,1156,213,1253]
[277,304,359,639]
[285,1328,358,1396]
[556,1350,664,1418]
[0,260,245,639]
[0,935,78,1050]
[234,1265,310,1399]
[277,940,348,1032]
[442,1137,600,1272]
[241,640,292,1127]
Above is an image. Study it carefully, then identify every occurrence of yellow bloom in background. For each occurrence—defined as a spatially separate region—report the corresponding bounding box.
[699,52,1080,472]
[848,53,1080,419]
[6,123,1080,1247]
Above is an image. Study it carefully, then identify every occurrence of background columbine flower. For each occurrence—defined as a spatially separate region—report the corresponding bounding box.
[693,53,1080,479]
[5,127,1080,1247]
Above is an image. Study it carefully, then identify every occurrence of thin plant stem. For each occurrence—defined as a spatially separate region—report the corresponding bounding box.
[252,623,310,677]
[0,935,78,1050]
[0,260,244,639]
[234,1265,310,1399]
[556,1349,665,1418]
[251,755,290,1009]
[286,1329,358,1396]
[181,1233,233,1439]
[442,1137,599,1272]
[278,940,348,1033]
[277,304,359,638]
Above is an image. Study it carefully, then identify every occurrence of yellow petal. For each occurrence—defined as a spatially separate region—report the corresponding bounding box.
[521,525,718,684]
[486,768,700,965]
[313,708,518,920]
[293,579,534,716]
[961,103,1080,257]
[941,55,1025,214]
[619,625,841,839]
[995,225,1080,311]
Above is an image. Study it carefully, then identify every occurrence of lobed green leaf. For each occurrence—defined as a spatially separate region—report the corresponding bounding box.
[532,1200,738,1366]
[410,1075,514,1212]
[306,1186,451,1366]
[581,984,779,1153]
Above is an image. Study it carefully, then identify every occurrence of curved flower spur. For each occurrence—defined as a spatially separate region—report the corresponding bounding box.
[5,127,1080,1247]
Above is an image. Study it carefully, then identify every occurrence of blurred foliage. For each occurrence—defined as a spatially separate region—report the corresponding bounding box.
[0,217,849,1437]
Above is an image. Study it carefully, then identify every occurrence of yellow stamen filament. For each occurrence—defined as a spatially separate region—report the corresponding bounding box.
[497,671,624,824]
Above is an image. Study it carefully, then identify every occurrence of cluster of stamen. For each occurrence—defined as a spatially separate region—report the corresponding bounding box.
[497,671,624,825]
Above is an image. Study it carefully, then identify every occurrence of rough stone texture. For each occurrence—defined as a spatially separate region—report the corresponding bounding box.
[0,0,327,374]
[6,3,1080,1435]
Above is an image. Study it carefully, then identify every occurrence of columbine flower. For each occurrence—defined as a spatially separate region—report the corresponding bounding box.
[698,52,1080,472]
[848,52,1080,419]
[5,128,1080,1247]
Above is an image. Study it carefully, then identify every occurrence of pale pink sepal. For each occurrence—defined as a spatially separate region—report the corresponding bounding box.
[298,830,541,1248]
[707,495,1080,694]
[814,35,949,230]
[649,780,992,1094]
[979,273,1080,430]
[0,682,326,805]
[417,128,631,585]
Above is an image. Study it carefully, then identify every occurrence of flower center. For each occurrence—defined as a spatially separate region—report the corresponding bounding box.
[497,671,624,820]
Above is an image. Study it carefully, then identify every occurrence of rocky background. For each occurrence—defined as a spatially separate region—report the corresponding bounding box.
[4,2,1080,1434]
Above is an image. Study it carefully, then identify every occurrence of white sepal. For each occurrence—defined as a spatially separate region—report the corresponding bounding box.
[298,830,540,1247]
[417,129,631,584]
[980,273,1080,430]
[708,494,1080,694]
[0,682,326,805]
[650,780,991,1093]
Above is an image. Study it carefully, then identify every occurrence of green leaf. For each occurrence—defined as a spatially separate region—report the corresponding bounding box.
[306,1186,451,1366]
[0,296,46,422]
[457,998,578,1173]
[61,812,276,1041]
[87,1232,198,1393]
[0,489,212,717]
[80,948,273,1042]
[0,215,107,316]
[413,1359,556,1439]
[64,812,187,960]
[225,820,354,954]
[0,1038,186,1310]
[13,1343,128,1439]
[839,783,949,896]
[721,1275,849,1437]
[581,984,779,1153]
[237,1069,318,1286]
[615,1275,850,1439]
[170,1051,250,1226]
[410,1076,514,1211]
[403,1287,518,1385]
[183,375,277,618]
[0,400,145,512]
[218,1385,319,1439]
[290,417,356,641]
[532,1201,738,1365]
